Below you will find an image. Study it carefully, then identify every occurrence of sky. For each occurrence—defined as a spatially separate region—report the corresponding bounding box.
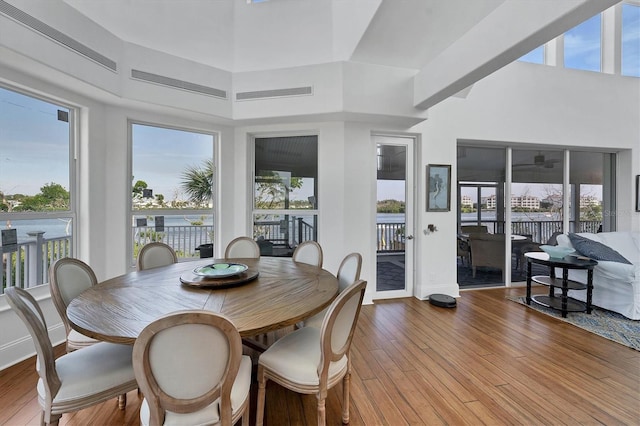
[132,124,214,200]
[0,87,69,196]
[519,6,639,77]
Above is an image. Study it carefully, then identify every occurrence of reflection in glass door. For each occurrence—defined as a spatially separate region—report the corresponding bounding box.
[374,135,414,298]
[457,146,506,288]
[457,144,615,289]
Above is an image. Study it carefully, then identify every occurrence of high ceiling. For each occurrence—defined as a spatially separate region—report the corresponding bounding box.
[61,0,506,73]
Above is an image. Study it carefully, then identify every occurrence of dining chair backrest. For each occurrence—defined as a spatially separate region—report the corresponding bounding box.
[256,279,367,426]
[136,242,178,271]
[49,258,99,352]
[6,286,137,424]
[5,287,60,398]
[319,279,366,386]
[133,310,248,426]
[292,240,323,267]
[300,253,362,330]
[337,252,362,293]
[225,236,260,259]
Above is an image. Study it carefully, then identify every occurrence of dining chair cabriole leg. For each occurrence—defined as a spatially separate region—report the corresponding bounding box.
[317,395,326,426]
[342,362,351,423]
[117,394,126,410]
[256,365,267,426]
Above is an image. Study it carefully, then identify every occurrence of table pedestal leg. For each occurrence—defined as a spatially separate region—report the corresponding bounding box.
[526,261,532,305]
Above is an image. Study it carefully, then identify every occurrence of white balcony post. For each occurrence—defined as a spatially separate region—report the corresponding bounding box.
[26,231,45,286]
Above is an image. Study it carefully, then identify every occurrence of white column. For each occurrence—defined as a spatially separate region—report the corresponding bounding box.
[602,4,622,75]
[504,148,512,287]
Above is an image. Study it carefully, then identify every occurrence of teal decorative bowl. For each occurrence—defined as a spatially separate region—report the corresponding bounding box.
[540,245,575,259]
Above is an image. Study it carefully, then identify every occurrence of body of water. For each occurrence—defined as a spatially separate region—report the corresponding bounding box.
[3,212,561,244]
[378,212,561,224]
[461,211,560,222]
[2,215,214,243]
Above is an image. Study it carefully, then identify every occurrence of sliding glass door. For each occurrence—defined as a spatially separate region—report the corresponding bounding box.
[457,144,615,288]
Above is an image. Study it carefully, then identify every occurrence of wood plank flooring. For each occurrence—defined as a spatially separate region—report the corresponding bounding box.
[1,286,638,425]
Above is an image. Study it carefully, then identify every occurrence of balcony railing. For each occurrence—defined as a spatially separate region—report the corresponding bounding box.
[461,220,601,243]
[3,219,602,293]
[1,232,71,293]
[133,225,213,258]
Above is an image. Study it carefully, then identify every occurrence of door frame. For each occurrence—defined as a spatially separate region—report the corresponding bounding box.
[372,133,416,300]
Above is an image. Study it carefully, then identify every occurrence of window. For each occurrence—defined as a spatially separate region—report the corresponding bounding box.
[130,123,215,264]
[1,86,74,290]
[253,135,318,256]
[519,46,545,64]
[622,3,640,77]
[570,151,615,232]
[564,14,602,72]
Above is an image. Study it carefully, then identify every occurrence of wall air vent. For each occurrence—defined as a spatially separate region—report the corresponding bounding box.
[131,69,228,99]
[236,86,313,101]
[0,0,117,72]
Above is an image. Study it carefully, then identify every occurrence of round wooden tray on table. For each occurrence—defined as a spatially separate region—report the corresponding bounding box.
[180,262,260,288]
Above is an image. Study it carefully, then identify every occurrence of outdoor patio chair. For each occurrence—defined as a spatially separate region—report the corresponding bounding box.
[136,242,178,271]
[133,310,251,426]
[461,225,488,234]
[5,287,137,425]
[224,236,260,259]
[256,280,367,426]
[469,233,506,280]
[457,237,470,266]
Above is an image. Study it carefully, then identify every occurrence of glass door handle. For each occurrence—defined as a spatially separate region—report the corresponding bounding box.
[406,235,414,240]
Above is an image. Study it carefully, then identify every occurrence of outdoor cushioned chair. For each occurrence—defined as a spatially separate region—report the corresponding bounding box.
[256,280,367,426]
[133,310,251,426]
[457,237,471,266]
[469,233,506,280]
[48,258,100,353]
[224,236,260,259]
[460,225,488,234]
[5,287,137,426]
[136,242,178,271]
[303,252,362,329]
[292,240,323,267]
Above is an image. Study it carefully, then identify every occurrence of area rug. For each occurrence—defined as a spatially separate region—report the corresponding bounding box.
[508,295,640,351]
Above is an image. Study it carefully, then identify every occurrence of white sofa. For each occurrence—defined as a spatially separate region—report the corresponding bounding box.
[555,232,640,320]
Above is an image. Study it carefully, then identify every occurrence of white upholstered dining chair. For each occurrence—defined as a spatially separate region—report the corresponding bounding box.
[224,236,260,259]
[49,258,100,353]
[136,242,178,271]
[303,252,362,329]
[5,287,138,426]
[256,279,367,426]
[133,310,252,426]
[292,240,323,267]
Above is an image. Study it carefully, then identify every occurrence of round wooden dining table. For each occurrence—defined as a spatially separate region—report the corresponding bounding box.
[66,257,339,345]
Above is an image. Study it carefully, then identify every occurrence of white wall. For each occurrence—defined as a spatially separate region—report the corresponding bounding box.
[412,60,639,297]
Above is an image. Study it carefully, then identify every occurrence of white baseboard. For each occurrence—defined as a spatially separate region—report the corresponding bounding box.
[0,324,66,371]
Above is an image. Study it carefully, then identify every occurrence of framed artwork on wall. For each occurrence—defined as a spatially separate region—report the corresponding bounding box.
[636,175,640,212]
[426,164,451,212]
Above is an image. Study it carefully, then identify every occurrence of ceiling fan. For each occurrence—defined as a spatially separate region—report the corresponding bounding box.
[513,153,561,169]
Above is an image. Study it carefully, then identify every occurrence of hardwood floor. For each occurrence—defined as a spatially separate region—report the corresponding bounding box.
[1,286,638,425]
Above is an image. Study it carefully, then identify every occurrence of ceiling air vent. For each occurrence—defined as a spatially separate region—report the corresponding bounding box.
[236,86,313,101]
[131,69,227,99]
[0,0,117,72]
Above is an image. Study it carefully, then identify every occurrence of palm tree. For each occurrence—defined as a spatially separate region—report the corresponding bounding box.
[180,159,213,207]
